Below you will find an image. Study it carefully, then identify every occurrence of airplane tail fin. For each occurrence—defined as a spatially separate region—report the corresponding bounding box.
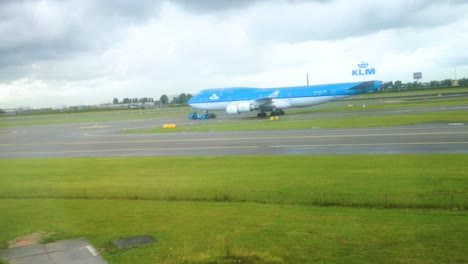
[347,80,381,91]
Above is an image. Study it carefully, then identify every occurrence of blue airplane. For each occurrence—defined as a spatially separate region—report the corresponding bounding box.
[188,80,381,118]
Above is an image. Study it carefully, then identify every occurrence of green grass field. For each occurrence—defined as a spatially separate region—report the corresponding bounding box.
[347,86,468,99]
[1,155,467,263]
[297,96,468,112]
[124,109,468,133]
[2,199,466,264]
[1,88,467,128]
[0,108,187,128]
[351,86,468,99]
[1,155,466,208]
[1,90,467,263]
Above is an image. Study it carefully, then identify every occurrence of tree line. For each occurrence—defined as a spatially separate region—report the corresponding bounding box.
[112,93,193,106]
[381,78,467,91]
[112,78,466,107]
[113,97,154,104]
[2,77,464,114]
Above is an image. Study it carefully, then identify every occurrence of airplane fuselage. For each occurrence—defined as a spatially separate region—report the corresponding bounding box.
[188,80,381,116]
[189,95,345,111]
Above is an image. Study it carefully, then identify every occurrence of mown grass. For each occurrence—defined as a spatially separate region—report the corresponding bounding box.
[1,89,466,128]
[0,155,466,209]
[124,109,468,133]
[0,155,467,263]
[300,96,468,112]
[351,86,468,98]
[0,108,187,128]
[1,199,466,264]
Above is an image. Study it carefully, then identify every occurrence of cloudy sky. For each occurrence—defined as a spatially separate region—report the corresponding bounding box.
[0,0,467,108]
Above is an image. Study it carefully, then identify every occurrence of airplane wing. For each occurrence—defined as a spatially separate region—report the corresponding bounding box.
[252,90,280,105]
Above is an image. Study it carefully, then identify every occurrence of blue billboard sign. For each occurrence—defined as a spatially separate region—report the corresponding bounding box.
[352,62,376,76]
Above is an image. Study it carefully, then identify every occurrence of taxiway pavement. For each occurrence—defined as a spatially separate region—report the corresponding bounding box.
[1,107,467,157]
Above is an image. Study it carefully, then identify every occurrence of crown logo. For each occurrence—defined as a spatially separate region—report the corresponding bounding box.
[358,62,369,68]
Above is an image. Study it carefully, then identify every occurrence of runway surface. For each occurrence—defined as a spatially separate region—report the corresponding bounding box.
[1,106,467,157]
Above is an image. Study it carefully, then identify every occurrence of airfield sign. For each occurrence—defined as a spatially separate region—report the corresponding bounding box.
[413,72,422,80]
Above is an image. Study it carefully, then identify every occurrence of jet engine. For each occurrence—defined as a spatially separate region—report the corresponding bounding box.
[226,102,257,114]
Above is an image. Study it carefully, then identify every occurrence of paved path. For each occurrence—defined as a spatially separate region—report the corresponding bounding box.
[0,238,107,264]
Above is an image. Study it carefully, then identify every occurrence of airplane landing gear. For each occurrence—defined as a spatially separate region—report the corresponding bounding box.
[270,109,285,116]
[205,110,216,119]
[257,109,285,117]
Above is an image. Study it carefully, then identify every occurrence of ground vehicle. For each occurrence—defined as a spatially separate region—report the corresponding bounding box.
[188,111,216,119]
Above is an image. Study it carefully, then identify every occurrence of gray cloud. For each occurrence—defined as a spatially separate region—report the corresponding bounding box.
[247,0,467,43]
[0,0,160,70]
[0,0,467,108]
[171,0,332,13]
[172,0,257,12]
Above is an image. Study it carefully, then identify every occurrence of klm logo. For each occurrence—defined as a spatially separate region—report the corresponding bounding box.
[352,62,376,76]
[209,93,219,100]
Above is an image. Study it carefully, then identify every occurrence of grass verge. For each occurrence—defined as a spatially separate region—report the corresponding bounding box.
[0,155,466,209]
[124,109,468,133]
[1,155,466,263]
[0,199,466,264]
[0,109,186,128]
[1,91,466,128]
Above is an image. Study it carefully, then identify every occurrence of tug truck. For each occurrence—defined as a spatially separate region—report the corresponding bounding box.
[188,111,216,119]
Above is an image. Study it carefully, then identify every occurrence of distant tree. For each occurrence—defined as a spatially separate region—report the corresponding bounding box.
[442,79,452,87]
[0,109,5,114]
[140,97,148,103]
[171,97,180,104]
[414,81,420,89]
[113,98,119,104]
[459,78,467,86]
[406,81,420,90]
[382,81,393,91]
[123,98,131,104]
[160,94,169,107]
[187,94,193,102]
[394,80,402,90]
[402,82,408,89]
[179,93,187,104]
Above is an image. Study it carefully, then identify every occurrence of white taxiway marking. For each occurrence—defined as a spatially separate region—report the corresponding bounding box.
[1,145,260,155]
[270,141,468,148]
[448,123,465,126]
[12,130,468,146]
[79,125,110,129]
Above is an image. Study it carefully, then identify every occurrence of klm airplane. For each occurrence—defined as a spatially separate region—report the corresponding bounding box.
[188,80,381,118]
